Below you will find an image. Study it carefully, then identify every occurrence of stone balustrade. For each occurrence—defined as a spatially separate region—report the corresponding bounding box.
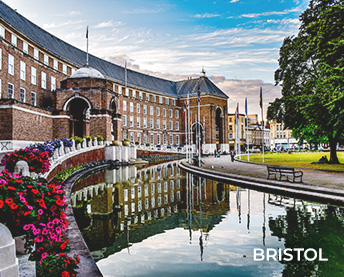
[0,223,19,277]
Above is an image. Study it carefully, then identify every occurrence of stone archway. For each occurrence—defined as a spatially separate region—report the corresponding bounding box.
[66,97,91,138]
[109,98,120,141]
[215,107,224,146]
[191,122,204,151]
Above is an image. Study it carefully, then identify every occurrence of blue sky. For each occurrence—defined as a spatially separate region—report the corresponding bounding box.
[4,0,310,118]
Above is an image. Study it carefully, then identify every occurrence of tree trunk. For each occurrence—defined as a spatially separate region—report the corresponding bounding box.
[329,138,339,164]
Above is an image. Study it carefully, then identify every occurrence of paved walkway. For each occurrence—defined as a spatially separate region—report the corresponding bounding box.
[200,155,344,190]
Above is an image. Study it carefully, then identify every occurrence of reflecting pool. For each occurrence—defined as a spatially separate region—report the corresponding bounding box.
[71,162,344,276]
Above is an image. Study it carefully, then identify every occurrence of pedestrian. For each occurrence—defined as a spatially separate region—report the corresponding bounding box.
[230,150,235,162]
[214,148,217,157]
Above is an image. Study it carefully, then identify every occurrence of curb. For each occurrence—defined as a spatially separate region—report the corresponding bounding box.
[179,161,344,205]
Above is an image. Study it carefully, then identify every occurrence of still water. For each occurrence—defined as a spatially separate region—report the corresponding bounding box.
[71,162,344,276]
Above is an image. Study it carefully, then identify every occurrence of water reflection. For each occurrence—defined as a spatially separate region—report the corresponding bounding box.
[72,163,344,276]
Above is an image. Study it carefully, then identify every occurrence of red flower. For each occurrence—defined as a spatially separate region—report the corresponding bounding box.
[0,200,4,209]
[5,198,13,204]
[61,271,70,277]
[7,186,16,190]
[10,203,18,209]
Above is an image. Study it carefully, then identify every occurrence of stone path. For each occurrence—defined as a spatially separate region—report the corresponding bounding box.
[200,155,344,190]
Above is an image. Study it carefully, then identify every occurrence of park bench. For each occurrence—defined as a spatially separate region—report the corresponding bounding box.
[267,165,303,183]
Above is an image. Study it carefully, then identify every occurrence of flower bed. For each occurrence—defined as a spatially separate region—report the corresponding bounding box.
[0,171,80,276]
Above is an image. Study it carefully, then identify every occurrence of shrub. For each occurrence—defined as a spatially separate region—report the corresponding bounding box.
[94,135,104,141]
[70,136,83,145]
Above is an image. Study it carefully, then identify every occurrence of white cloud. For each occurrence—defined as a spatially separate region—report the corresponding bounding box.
[94,20,123,28]
[230,0,240,3]
[123,8,164,14]
[240,7,301,18]
[193,13,220,18]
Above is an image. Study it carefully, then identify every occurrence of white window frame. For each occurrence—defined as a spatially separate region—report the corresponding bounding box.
[156,107,160,116]
[176,135,180,145]
[143,105,147,114]
[163,108,166,117]
[146,93,150,101]
[150,118,154,129]
[62,64,67,75]
[175,110,179,118]
[137,117,141,128]
[137,103,140,113]
[163,120,167,130]
[130,116,134,127]
[31,67,36,85]
[11,34,17,47]
[51,76,56,91]
[157,119,160,129]
[23,42,28,54]
[0,26,4,38]
[170,135,173,145]
[123,100,127,111]
[157,134,161,145]
[176,121,179,130]
[20,61,26,81]
[31,91,36,106]
[7,83,14,99]
[169,120,173,130]
[8,54,14,75]
[0,48,2,70]
[123,115,127,126]
[150,134,154,144]
[53,59,58,70]
[169,109,173,118]
[33,48,39,60]
[130,102,134,113]
[44,54,49,65]
[143,118,147,128]
[41,72,47,89]
[19,87,25,102]
[165,97,169,105]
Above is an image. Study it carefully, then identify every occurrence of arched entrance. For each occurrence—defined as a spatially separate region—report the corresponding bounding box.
[109,98,118,141]
[65,97,91,138]
[215,107,224,146]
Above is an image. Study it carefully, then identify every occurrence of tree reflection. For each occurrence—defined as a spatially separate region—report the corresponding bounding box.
[269,204,344,276]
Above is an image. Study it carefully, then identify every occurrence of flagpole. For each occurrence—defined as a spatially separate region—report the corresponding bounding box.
[245,97,249,162]
[197,86,201,167]
[86,26,89,66]
[260,87,265,163]
[184,101,188,163]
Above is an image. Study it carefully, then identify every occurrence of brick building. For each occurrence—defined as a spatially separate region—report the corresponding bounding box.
[0,2,228,154]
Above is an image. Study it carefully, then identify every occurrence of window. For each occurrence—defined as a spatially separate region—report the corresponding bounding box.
[229,118,232,123]
[150,119,154,129]
[130,116,134,127]
[31,91,36,106]
[169,109,173,118]
[130,102,134,112]
[166,97,169,105]
[62,64,67,75]
[137,133,141,143]
[157,134,161,145]
[123,115,127,126]
[137,117,140,128]
[8,54,14,75]
[132,90,136,98]
[23,42,28,54]
[0,26,4,38]
[152,95,156,103]
[143,118,147,128]
[0,49,2,70]
[143,105,147,114]
[139,91,143,100]
[20,61,26,81]
[137,103,140,113]
[163,108,166,117]
[130,132,134,142]
[118,86,122,94]
[34,48,39,60]
[159,96,163,104]
[0,79,2,98]
[123,100,127,111]
[11,34,17,47]
[150,106,154,115]
[146,93,150,101]
[125,88,129,96]
[19,87,25,102]
[44,54,49,65]
[7,83,14,99]
[169,121,173,130]
[144,134,147,143]
[170,135,173,145]
[163,134,167,144]
[41,72,46,89]
[150,134,154,144]
[31,67,36,85]
[51,76,56,91]
[176,121,179,130]
[163,120,166,130]
[156,107,160,116]
[157,119,160,129]
[172,99,176,106]
[53,60,58,70]
[176,135,180,145]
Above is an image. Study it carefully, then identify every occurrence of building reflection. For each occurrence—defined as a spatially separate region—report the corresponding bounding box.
[71,162,235,262]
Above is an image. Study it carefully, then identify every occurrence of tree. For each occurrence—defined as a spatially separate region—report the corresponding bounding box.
[268,0,344,163]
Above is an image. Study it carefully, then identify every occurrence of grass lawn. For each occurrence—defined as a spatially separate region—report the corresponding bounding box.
[239,151,344,172]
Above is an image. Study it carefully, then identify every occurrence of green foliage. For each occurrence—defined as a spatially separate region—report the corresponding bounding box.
[83,136,92,142]
[268,0,344,163]
[70,136,83,145]
[94,135,104,141]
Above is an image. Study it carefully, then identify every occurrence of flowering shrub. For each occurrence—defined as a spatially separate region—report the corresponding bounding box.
[31,138,74,158]
[1,148,50,174]
[83,136,92,142]
[70,136,83,145]
[0,171,80,276]
[94,135,104,141]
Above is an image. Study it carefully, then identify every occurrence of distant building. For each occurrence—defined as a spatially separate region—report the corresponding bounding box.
[228,113,246,151]
[269,120,299,150]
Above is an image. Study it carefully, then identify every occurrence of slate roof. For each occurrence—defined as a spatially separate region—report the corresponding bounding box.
[0,1,228,99]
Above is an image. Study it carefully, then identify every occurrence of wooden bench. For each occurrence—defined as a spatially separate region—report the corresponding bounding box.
[267,165,303,183]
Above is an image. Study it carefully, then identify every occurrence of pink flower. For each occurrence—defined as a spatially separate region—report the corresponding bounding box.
[38,209,43,215]
[33,228,41,235]
[23,224,33,230]
[55,226,62,234]
[41,252,47,260]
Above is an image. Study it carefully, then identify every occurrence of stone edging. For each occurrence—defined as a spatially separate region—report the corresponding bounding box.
[179,160,344,205]
[63,164,109,277]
